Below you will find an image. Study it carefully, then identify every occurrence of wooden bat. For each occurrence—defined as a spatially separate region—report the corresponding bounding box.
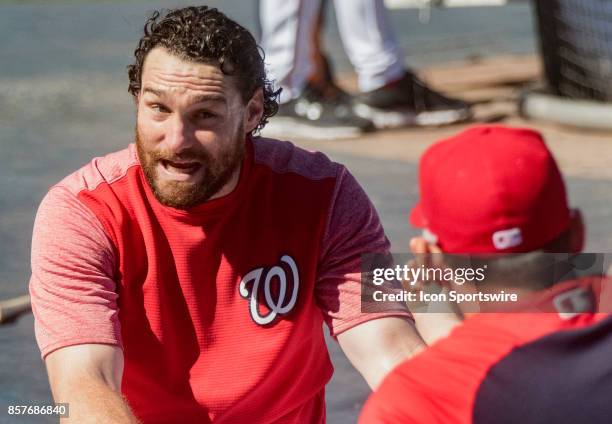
[0,295,32,325]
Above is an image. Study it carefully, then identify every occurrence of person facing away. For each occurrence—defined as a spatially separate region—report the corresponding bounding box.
[360,125,612,424]
[29,6,425,423]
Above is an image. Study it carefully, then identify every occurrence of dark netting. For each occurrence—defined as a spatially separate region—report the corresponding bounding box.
[533,0,612,101]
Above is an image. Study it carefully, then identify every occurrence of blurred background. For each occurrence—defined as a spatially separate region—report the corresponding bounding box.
[1,1,611,423]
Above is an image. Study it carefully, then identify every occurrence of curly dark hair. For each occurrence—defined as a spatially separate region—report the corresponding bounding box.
[127,6,279,134]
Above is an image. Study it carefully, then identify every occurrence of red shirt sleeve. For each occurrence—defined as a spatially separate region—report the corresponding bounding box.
[29,185,122,358]
[315,165,412,337]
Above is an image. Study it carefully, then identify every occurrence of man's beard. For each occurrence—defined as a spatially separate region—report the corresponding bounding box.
[136,129,245,209]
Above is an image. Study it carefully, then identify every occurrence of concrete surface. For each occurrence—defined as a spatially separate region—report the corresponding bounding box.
[0,2,610,423]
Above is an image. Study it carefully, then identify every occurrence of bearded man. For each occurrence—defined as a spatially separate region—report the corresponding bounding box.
[29,6,423,423]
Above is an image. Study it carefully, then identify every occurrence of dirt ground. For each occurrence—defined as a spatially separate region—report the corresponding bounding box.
[295,54,612,181]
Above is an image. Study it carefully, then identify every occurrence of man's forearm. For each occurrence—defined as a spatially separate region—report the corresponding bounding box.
[413,312,462,345]
[411,288,463,345]
[338,317,425,389]
[56,380,139,423]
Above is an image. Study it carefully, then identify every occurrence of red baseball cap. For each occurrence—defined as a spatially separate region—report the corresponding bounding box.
[410,125,571,253]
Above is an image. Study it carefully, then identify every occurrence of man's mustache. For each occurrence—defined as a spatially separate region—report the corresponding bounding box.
[135,128,210,163]
[148,149,209,163]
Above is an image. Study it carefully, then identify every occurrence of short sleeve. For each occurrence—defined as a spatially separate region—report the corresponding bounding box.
[316,166,412,336]
[29,186,122,359]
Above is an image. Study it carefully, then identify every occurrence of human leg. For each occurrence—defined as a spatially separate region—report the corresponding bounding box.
[333,0,472,127]
[259,0,374,139]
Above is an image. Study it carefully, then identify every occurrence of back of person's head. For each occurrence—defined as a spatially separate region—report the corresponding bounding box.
[409,125,584,288]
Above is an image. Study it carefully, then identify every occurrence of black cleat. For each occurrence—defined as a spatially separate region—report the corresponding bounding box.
[262,83,375,140]
[354,71,472,128]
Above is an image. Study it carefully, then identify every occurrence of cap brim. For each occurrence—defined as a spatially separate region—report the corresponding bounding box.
[409,202,427,228]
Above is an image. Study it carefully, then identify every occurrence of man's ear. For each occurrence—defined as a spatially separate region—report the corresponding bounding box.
[409,236,442,254]
[410,235,445,276]
[244,88,264,133]
[569,208,585,253]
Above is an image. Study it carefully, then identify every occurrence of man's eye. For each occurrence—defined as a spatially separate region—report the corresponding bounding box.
[195,110,215,120]
[151,104,170,113]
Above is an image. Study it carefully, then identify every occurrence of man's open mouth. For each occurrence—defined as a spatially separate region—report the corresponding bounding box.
[161,159,202,175]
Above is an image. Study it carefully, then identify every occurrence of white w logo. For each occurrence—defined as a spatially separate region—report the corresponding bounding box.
[239,255,300,326]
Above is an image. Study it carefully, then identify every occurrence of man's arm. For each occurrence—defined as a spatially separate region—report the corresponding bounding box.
[46,344,138,423]
[316,166,425,388]
[413,312,462,346]
[407,238,463,345]
[337,317,424,389]
[30,186,127,419]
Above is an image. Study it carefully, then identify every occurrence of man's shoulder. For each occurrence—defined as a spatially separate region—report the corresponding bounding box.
[361,317,526,422]
[252,136,342,182]
[397,312,571,383]
[54,144,139,196]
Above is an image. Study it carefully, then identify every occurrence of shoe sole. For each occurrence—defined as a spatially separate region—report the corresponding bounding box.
[261,117,365,140]
[354,104,472,129]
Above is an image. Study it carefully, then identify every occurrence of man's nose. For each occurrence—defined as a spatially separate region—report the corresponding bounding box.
[165,115,192,152]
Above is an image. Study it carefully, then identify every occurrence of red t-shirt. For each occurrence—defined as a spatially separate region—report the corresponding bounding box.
[30,136,410,423]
